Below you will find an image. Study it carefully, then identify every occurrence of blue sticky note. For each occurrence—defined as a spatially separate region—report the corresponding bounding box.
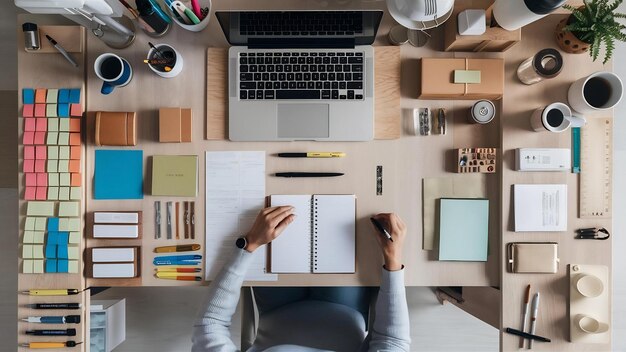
[47,218,59,232]
[57,259,68,273]
[23,89,35,104]
[45,244,57,259]
[95,150,144,199]
[58,89,70,103]
[58,232,69,244]
[47,232,59,245]
[57,245,68,259]
[58,104,70,118]
[69,89,81,104]
[438,199,489,262]
[45,259,57,273]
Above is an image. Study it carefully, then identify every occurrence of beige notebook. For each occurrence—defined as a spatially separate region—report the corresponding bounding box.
[269,195,356,274]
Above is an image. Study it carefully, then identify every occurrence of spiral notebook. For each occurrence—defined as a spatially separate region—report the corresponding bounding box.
[269,194,356,273]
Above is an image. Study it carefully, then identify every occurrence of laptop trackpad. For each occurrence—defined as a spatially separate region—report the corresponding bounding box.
[277,104,329,139]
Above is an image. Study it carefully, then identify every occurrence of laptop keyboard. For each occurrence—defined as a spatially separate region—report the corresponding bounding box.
[238,51,365,100]
[239,11,364,36]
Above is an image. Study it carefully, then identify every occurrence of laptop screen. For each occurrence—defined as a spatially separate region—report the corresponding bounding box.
[216,10,383,47]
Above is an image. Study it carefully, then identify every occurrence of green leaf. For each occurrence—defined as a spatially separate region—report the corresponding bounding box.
[591,35,601,61]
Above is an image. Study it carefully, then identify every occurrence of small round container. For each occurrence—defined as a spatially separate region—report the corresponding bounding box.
[388,25,408,45]
[517,48,563,85]
[469,100,496,124]
[407,29,429,47]
[147,43,183,78]
[167,0,211,32]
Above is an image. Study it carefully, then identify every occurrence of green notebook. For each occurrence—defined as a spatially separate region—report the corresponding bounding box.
[438,198,489,261]
[151,155,198,197]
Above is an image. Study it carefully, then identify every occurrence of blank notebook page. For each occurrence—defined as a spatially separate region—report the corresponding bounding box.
[270,195,312,273]
[313,195,356,273]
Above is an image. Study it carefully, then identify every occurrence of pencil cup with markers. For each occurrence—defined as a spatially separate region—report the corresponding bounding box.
[165,0,211,32]
[146,43,183,78]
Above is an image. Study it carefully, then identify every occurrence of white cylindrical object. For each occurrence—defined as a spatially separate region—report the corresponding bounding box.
[530,102,572,132]
[169,0,211,32]
[568,71,623,115]
[147,44,184,78]
[493,0,545,31]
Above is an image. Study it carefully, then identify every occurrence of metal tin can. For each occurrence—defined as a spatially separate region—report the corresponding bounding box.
[470,100,496,124]
[388,25,409,45]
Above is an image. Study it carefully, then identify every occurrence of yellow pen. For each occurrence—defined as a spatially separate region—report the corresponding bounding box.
[155,272,201,281]
[20,341,80,348]
[22,289,80,296]
[154,244,201,253]
[277,152,346,158]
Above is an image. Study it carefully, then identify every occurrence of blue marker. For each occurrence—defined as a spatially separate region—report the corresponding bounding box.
[22,315,81,324]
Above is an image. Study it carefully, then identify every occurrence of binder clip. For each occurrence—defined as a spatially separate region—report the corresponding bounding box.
[575,227,610,240]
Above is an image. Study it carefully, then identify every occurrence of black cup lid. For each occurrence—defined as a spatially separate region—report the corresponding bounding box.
[22,22,38,32]
[533,48,563,78]
[65,315,81,324]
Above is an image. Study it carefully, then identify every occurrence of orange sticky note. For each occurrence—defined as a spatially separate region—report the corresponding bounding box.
[70,173,81,187]
[35,89,47,104]
[69,119,81,132]
[70,146,81,160]
[69,133,81,146]
[23,104,35,118]
[70,104,82,117]
[68,160,80,173]
[34,104,46,117]
[24,187,36,200]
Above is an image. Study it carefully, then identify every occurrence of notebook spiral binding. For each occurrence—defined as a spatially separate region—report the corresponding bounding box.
[312,197,319,272]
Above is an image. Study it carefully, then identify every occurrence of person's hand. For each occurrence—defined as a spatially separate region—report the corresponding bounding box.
[245,206,295,252]
[370,213,407,271]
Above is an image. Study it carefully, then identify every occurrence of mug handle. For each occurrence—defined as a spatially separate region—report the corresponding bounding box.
[567,114,587,128]
[101,81,115,95]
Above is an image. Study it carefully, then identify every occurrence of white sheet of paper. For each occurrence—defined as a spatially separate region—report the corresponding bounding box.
[514,184,567,232]
[205,151,276,281]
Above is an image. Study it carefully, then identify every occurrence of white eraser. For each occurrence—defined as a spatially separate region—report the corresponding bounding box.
[94,212,140,224]
[93,225,139,238]
[92,263,136,278]
[92,248,135,263]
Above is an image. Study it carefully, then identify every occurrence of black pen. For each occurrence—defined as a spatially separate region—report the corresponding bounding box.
[275,172,343,178]
[28,303,81,309]
[505,327,551,342]
[45,35,78,68]
[370,217,393,242]
[25,329,76,336]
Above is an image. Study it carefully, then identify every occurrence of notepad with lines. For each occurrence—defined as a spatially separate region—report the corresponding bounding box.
[269,195,356,274]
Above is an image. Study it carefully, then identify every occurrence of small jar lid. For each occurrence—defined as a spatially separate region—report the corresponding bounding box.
[533,48,563,78]
[471,100,496,123]
[388,25,408,45]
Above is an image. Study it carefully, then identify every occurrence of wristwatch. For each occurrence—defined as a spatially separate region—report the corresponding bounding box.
[235,236,248,250]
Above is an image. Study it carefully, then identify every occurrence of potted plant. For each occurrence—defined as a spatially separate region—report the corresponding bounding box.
[556,0,626,63]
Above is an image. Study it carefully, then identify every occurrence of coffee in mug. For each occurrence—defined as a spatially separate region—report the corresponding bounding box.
[94,53,133,95]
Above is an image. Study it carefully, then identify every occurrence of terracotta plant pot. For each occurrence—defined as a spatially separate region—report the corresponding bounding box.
[555,17,591,54]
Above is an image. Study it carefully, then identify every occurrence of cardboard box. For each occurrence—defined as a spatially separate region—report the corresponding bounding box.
[159,107,192,143]
[418,58,504,100]
[95,111,137,146]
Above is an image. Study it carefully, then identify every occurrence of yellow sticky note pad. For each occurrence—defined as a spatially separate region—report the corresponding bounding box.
[68,218,81,232]
[58,160,69,173]
[67,246,79,260]
[27,202,54,217]
[58,132,70,145]
[60,173,70,187]
[23,231,35,243]
[23,260,34,274]
[48,173,59,186]
[47,160,58,173]
[59,218,70,231]
[46,132,58,145]
[48,119,59,132]
[46,104,58,117]
[33,260,44,273]
[59,119,70,132]
[68,232,80,244]
[35,217,47,231]
[22,245,33,259]
[34,231,45,243]
[48,146,59,159]
[59,187,70,200]
[48,187,59,200]
[25,217,36,231]
[59,146,70,160]
[58,201,80,217]
[68,260,78,273]
[33,245,44,259]
[70,187,81,200]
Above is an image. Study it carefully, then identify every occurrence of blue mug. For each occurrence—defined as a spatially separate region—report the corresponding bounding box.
[94,53,133,95]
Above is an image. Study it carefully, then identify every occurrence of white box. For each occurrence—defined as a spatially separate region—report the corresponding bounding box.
[516,148,571,172]
[92,248,135,263]
[93,212,140,224]
[90,299,126,352]
[93,225,139,238]
[92,263,135,278]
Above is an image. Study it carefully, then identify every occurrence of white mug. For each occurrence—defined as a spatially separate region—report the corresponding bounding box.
[575,274,604,298]
[147,43,184,78]
[530,102,585,133]
[576,315,609,334]
[568,71,623,114]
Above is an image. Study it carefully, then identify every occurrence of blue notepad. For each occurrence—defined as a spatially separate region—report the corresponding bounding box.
[95,150,144,199]
[438,198,489,261]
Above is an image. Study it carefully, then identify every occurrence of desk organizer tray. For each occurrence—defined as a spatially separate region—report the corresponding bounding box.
[206,46,401,140]
[569,264,610,343]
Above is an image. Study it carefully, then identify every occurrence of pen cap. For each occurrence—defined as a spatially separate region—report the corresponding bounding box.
[65,315,81,324]
[67,329,77,336]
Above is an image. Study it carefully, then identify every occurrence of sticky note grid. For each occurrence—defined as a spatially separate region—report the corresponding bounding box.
[21,88,83,274]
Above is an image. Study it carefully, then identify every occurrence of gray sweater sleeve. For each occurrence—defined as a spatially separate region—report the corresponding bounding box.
[192,248,255,352]
[367,268,411,352]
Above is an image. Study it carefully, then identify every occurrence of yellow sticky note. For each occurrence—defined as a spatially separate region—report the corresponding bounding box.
[22,245,33,259]
[59,218,70,232]
[48,173,59,186]
[59,187,70,200]
[59,119,70,132]
[35,217,47,231]
[59,146,70,160]
[60,173,70,187]
[70,187,81,200]
[23,260,34,274]
[33,245,44,259]
[34,231,45,243]
[46,132,58,145]
[48,187,59,200]
[68,232,80,244]
[48,146,59,159]
[68,218,81,232]
[58,201,80,217]
[67,246,79,260]
[27,202,54,217]
[68,260,78,273]
[23,231,35,243]
[58,160,69,173]
[33,259,44,273]
[47,160,58,173]
[46,104,58,117]
[25,217,36,231]
[46,89,58,103]
[48,119,59,132]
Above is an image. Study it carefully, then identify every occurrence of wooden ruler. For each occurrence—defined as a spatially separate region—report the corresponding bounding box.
[579,118,612,218]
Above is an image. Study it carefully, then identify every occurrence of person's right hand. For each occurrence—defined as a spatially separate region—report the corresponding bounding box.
[370,213,407,271]
[244,206,295,253]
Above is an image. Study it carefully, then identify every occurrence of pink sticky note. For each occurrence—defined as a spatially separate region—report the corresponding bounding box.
[23,160,35,173]
[23,104,35,118]
[23,131,34,145]
[34,160,45,173]
[34,132,46,145]
[34,104,46,118]
[35,118,47,132]
[36,173,48,187]
[35,187,47,200]
[24,118,36,131]
[25,173,36,186]
[24,187,36,200]
[24,146,35,160]
[35,146,46,160]
[70,104,82,117]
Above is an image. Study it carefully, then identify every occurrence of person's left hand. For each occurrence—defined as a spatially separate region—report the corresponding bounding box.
[244,206,295,252]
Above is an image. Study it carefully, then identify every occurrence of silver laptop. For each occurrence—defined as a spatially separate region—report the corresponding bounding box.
[216,10,383,141]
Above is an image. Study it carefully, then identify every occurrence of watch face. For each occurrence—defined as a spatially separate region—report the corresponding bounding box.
[236,237,247,249]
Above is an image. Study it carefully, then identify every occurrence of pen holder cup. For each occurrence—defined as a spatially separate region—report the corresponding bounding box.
[147,44,183,78]
[167,0,211,32]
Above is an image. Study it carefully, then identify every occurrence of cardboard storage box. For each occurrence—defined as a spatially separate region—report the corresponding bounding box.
[418,58,504,100]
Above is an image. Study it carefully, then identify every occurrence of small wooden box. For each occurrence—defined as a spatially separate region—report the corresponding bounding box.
[456,148,497,173]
